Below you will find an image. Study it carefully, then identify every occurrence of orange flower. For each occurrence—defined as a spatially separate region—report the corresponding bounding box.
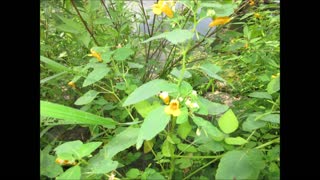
[209,17,231,27]
[159,91,170,104]
[249,0,255,6]
[88,49,102,62]
[165,99,181,117]
[68,81,76,89]
[152,0,174,18]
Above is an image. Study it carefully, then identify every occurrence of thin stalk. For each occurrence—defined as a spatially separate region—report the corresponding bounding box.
[182,157,221,180]
[255,137,280,149]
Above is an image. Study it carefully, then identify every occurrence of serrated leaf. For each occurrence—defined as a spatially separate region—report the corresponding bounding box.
[83,64,110,87]
[142,29,193,45]
[136,106,170,149]
[224,137,248,145]
[216,149,265,179]
[248,91,272,99]
[177,120,192,139]
[218,109,238,134]
[123,79,178,106]
[267,76,280,94]
[56,165,81,180]
[75,90,100,105]
[113,47,134,61]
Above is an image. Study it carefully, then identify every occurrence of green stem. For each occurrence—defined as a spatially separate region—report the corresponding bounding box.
[168,116,177,180]
[255,137,280,149]
[182,157,221,180]
[174,155,222,159]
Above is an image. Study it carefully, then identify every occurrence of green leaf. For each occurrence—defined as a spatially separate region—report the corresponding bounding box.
[78,142,102,158]
[141,168,165,180]
[199,63,225,82]
[113,47,134,61]
[201,2,236,16]
[40,56,70,72]
[54,140,83,157]
[102,127,140,159]
[56,166,81,180]
[248,91,273,100]
[177,143,197,153]
[74,90,100,105]
[267,76,280,94]
[142,29,194,45]
[128,62,143,69]
[86,159,118,174]
[123,79,178,106]
[162,138,175,157]
[41,101,117,128]
[79,31,91,48]
[136,106,171,149]
[176,158,193,169]
[192,116,224,141]
[134,100,161,118]
[171,68,192,79]
[198,97,229,115]
[176,107,188,124]
[83,64,110,87]
[126,168,141,178]
[242,113,266,132]
[260,114,280,124]
[40,150,63,178]
[218,109,238,134]
[197,140,224,153]
[40,72,67,84]
[216,149,265,179]
[224,137,248,145]
[177,120,192,139]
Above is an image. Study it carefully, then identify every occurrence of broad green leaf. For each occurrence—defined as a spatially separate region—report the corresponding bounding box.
[141,168,165,180]
[113,47,134,61]
[79,31,90,48]
[242,113,266,132]
[134,100,161,118]
[128,62,143,69]
[102,127,140,159]
[177,143,197,153]
[40,150,63,178]
[40,56,70,72]
[83,64,110,87]
[40,72,67,84]
[218,109,238,134]
[136,106,171,149]
[199,97,229,115]
[248,91,272,100]
[142,29,193,45]
[123,79,178,106]
[179,81,193,97]
[85,159,118,174]
[192,116,224,141]
[78,142,102,158]
[201,2,235,16]
[176,158,193,169]
[126,168,141,179]
[216,149,265,179]
[74,90,100,105]
[170,68,192,79]
[41,101,117,128]
[267,76,280,94]
[177,120,192,139]
[162,138,175,157]
[199,63,225,82]
[260,114,280,124]
[224,137,248,145]
[176,107,188,124]
[198,140,224,153]
[56,166,81,180]
[54,140,83,157]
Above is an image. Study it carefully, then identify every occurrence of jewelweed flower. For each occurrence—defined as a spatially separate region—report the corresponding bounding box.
[152,0,175,18]
[190,102,199,109]
[192,90,197,96]
[209,17,231,27]
[254,13,261,19]
[88,49,102,62]
[68,81,76,89]
[165,99,181,117]
[159,91,170,104]
[178,97,184,102]
[196,128,201,136]
[55,158,77,166]
[249,0,255,6]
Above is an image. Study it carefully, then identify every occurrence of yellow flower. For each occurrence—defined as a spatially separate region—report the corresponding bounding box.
[152,0,174,18]
[165,99,181,117]
[209,17,231,27]
[271,73,280,79]
[249,0,255,6]
[254,13,261,19]
[88,49,102,62]
[55,158,77,166]
[159,91,170,104]
[68,81,76,89]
